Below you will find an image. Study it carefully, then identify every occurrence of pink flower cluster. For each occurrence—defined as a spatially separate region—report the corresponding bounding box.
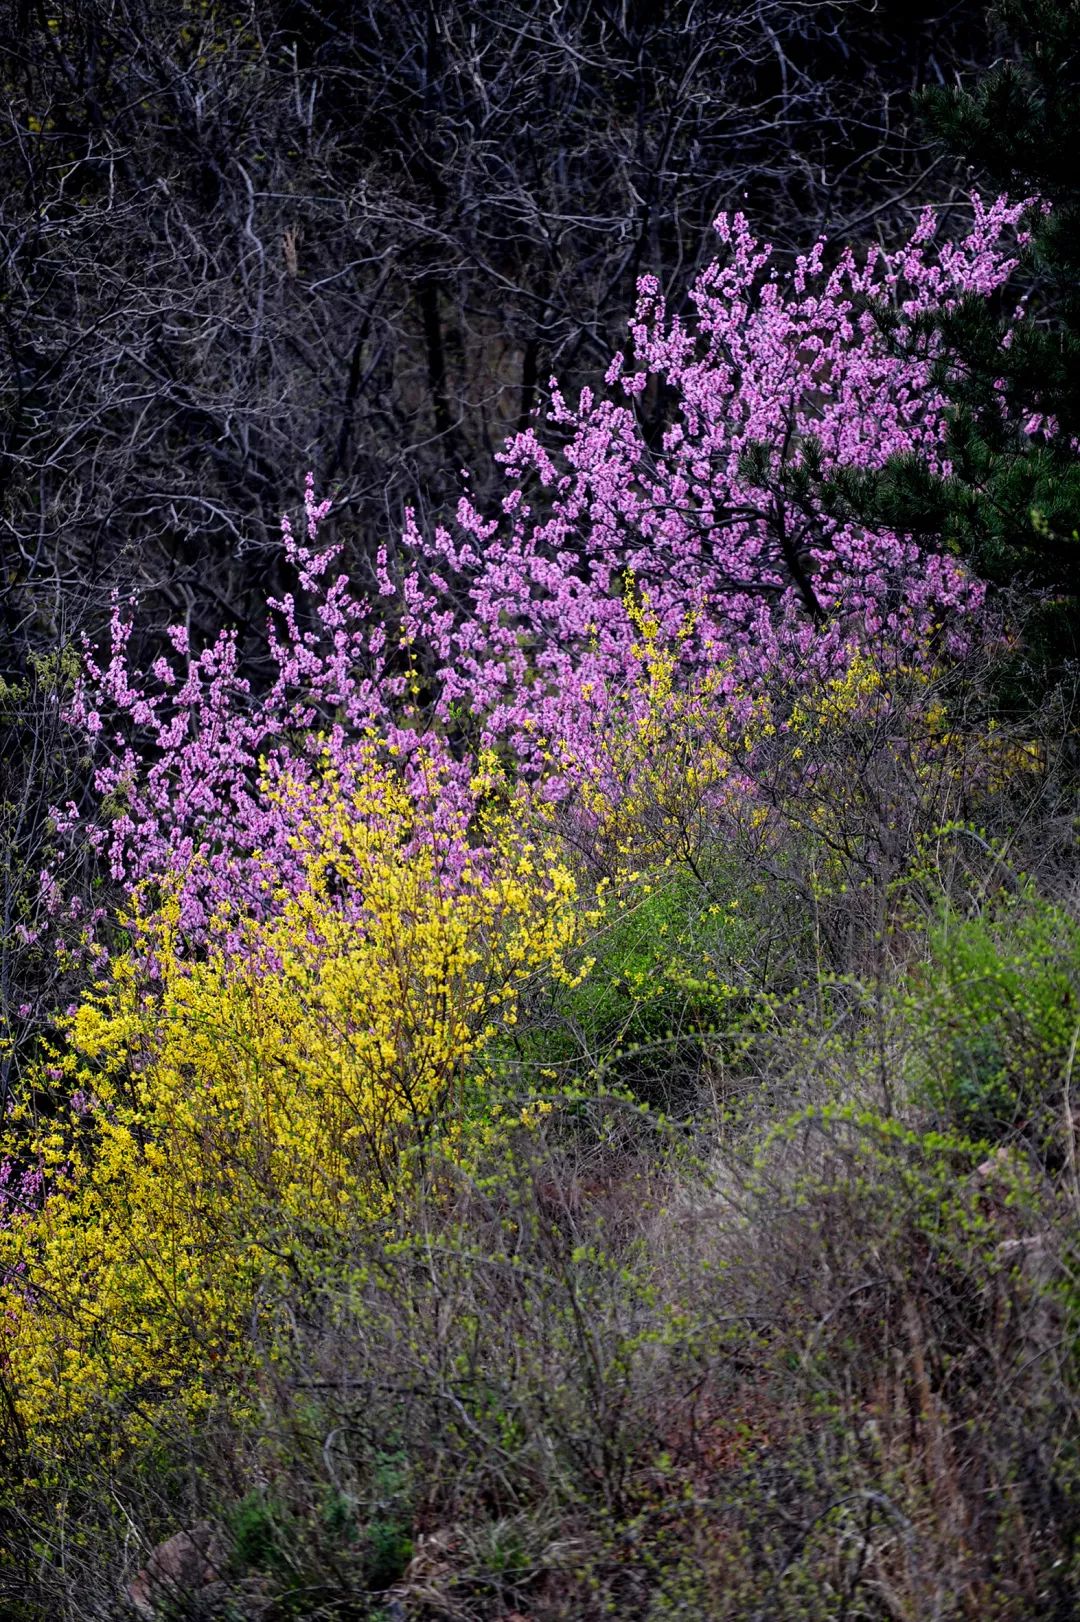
[56,197,1030,941]
[395,194,1027,781]
[0,1148,44,1286]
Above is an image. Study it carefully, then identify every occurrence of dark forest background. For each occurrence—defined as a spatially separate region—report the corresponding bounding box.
[1,0,1005,674]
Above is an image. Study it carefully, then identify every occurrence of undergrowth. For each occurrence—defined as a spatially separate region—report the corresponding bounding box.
[1,647,1077,1621]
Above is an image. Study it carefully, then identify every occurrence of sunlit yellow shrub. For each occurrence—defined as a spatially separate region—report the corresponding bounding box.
[560,611,1040,924]
[566,591,768,880]
[0,758,595,1455]
[779,648,1049,900]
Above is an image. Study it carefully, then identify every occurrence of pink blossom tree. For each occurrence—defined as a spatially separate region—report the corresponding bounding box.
[53,196,1031,941]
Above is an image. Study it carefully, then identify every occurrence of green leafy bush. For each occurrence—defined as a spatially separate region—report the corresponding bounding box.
[915,883,1080,1151]
[498,862,810,1114]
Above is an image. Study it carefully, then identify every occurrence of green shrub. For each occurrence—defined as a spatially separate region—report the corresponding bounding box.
[498,863,805,1114]
[227,1491,285,1572]
[915,883,1080,1152]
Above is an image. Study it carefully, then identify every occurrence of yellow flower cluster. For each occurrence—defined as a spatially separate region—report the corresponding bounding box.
[787,647,882,747]
[569,589,758,878]
[1,762,591,1455]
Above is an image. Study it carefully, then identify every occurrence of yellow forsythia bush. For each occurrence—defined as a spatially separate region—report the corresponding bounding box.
[0,759,593,1455]
[565,593,765,879]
